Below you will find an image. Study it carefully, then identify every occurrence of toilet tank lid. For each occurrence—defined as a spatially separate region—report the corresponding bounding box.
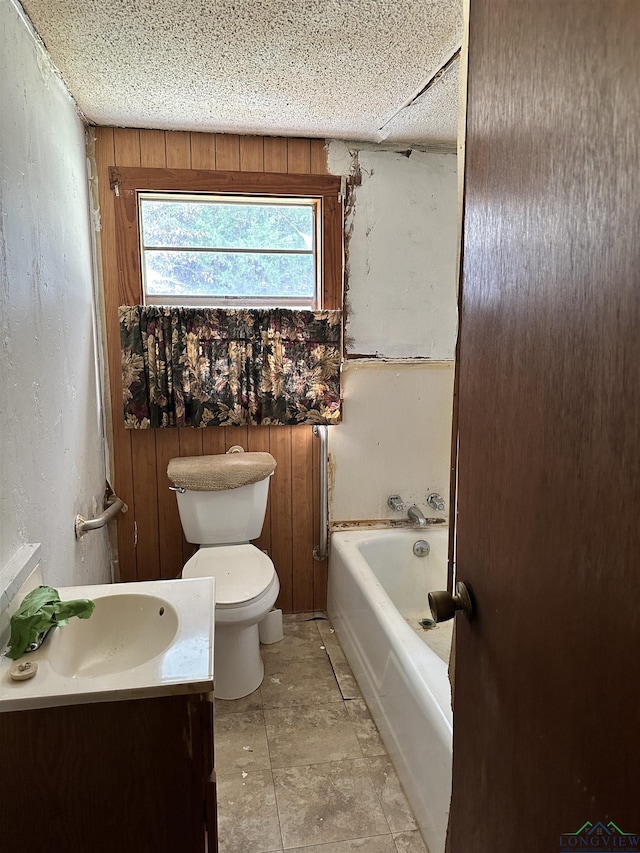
[167,452,276,491]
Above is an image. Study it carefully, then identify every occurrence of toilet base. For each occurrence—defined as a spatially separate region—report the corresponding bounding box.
[215,622,264,700]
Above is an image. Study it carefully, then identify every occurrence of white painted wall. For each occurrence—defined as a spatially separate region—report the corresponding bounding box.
[330,361,454,522]
[0,0,110,587]
[327,142,458,522]
[330,143,458,360]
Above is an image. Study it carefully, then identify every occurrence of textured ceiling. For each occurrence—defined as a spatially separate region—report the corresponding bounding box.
[21,0,463,146]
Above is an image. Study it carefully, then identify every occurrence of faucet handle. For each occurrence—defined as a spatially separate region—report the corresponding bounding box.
[387,495,405,512]
[427,493,446,513]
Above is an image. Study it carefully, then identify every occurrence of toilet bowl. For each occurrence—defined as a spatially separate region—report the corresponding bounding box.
[167,451,279,700]
[182,544,279,699]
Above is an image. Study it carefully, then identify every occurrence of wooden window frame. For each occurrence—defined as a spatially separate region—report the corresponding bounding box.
[109,166,343,310]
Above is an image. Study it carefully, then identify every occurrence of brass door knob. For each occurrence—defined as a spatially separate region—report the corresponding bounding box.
[428,582,474,622]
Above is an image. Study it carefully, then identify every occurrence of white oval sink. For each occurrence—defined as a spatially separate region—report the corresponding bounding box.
[46,593,180,678]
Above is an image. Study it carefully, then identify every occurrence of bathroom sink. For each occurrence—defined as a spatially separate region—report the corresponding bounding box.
[0,577,215,713]
[46,593,179,678]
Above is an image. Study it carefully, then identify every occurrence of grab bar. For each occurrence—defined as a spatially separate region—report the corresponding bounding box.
[313,425,329,561]
[75,493,128,538]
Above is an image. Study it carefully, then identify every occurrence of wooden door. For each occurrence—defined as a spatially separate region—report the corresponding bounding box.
[451,2,640,851]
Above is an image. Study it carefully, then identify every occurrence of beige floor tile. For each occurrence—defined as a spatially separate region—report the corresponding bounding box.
[215,710,271,772]
[217,769,283,853]
[265,703,363,768]
[365,756,418,834]
[393,830,429,852]
[261,657,342,708]
[317,622,348,666]
[273,759,391,849]
[332,661,362,700]
[344,699,386,757]
[214,627,422,853]
[215,686,263,717]
[262,619,328,661]
[283,611,328,623]
[286,836,397,852]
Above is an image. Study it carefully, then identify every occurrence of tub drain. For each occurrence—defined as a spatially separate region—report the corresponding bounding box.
[413,540,430,557]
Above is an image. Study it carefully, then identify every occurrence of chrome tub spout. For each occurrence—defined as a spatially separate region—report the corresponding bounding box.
[408,505,427,527]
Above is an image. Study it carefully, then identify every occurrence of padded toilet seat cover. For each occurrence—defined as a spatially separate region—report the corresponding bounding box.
[183,545,276,607]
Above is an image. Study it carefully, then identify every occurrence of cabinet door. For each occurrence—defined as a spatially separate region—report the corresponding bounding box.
[0,696,205,852]
[206,770,219,853]
[193,693,217,852]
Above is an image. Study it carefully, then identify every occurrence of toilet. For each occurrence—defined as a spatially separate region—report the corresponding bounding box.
[167,451,280,700]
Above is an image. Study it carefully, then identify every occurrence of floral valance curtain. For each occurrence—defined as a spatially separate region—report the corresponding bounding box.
[119,306,342,428]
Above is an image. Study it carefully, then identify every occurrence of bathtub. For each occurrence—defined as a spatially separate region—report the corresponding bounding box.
[328,527,453,853]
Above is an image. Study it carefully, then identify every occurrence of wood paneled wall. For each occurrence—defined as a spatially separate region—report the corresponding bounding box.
[94,128,337,612]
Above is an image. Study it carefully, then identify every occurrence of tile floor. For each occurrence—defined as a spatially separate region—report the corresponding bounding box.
[214,613,428,853]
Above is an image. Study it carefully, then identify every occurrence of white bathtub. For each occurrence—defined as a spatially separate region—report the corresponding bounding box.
[328,527,453,853]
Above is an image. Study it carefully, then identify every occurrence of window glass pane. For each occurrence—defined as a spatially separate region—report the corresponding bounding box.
[140,199,314,252]
[144,250,316,300]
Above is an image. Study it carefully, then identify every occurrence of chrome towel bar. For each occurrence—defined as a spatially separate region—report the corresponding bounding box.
[313,425,329,561]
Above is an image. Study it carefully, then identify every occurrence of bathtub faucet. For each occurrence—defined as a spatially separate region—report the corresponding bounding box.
[387,495,405,513]
[408,505,427,527]
[427,493,446,513]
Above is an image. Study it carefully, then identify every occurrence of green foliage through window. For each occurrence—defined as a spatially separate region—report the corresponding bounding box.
[139,193,319,306]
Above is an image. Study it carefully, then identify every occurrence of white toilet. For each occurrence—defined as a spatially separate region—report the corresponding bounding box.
[167,451,280,700]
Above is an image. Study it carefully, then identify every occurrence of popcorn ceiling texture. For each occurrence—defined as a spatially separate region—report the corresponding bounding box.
[21,0,462,145]
[378,58,461,144]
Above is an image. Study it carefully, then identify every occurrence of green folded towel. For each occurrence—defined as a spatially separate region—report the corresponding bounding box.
[6,585,95,660]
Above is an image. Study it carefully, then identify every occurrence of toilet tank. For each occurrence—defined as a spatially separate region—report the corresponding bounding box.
[167,453,276,545]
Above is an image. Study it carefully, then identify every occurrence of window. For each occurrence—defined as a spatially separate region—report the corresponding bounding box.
[139,193,320,308]
[109,166,342,311]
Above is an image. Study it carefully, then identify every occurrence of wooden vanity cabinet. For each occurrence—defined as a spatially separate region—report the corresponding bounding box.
[0,692,217,853]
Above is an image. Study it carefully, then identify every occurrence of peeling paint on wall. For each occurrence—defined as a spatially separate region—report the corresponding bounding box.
[326,141,458,523]
[339,144,458,359]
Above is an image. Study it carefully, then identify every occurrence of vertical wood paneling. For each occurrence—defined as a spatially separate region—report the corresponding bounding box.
[240,137,265,172]
[114,130,145,580]
[96,127,136,581]
[247,427,272,556]
[287,138,312,174]
[98,130,339,607]
[178,427,204,565]
[155,430,183,579]
[264,137,288,172]
[130,430,160,580]
[214,134,240,170]
[224,426,249,451]
[190,133,215,170]
[114,128,141,166]
[269,425,293,611]
[131,129,166,580]
[323,196,343,310]
[287,139,315,611]
[291,425,315,612]
[155,130,192,579]
[201,428,226,457]
[310,139,328,175]
[178,430,203,462]
[139,129,166,167]
[113,129,142,305]
[165,132,191,169]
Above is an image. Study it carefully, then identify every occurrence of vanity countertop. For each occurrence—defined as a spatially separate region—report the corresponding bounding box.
[0,577,214,713]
